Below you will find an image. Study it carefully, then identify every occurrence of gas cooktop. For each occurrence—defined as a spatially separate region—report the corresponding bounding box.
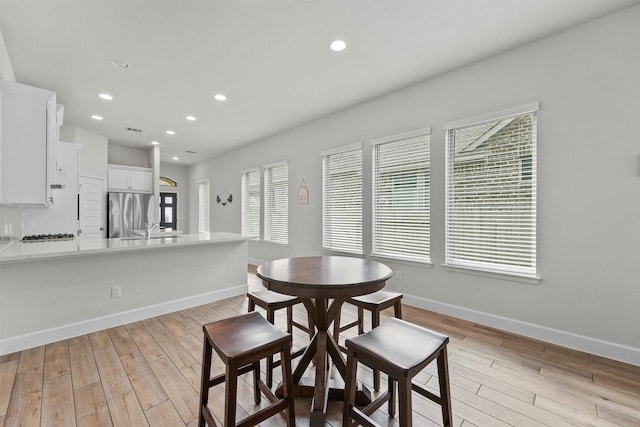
[21,233,75,242]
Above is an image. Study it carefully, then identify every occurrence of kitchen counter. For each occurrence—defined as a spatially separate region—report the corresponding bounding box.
[0,232,245,264]
[0,232,248,355]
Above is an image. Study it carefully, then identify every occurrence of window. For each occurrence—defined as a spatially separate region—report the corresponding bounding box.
[198,178,210,232]
[445,103,538,278]
[241,167,261,239]
[159,192,177,231]
[263,161,288,244]
[160,176,177,187]
[373,129,430,263]
[322,143,362,254]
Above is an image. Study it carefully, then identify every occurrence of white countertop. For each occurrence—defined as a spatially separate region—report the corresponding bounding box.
[0,232,246,264]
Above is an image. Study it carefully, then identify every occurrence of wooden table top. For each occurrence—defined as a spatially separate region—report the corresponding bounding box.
[256,256,393,299]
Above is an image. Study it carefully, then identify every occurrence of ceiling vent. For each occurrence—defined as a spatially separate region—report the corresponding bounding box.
[124,126,142,133]
[186,150,196,154]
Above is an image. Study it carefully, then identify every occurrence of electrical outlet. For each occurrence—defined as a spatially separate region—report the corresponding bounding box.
[111,285,122,298]
[395,270,403,281]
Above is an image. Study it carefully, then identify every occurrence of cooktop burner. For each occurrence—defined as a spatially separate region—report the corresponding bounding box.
[21,233,75,242]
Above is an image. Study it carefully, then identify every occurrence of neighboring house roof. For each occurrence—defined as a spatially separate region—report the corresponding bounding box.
[458,117,515,153]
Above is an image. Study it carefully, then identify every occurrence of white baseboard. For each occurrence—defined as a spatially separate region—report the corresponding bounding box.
[403,294,640,367]
[248,257,263,266]
[0,284,248,356]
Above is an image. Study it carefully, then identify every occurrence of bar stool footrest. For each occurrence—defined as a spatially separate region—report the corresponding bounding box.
[349,406,382,427]
[338,319,359,333]
[412,381,444,405]
[235,399,290,427]
[360,390,391,416]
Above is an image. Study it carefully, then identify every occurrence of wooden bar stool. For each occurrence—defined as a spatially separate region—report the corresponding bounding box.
[334,290,403,389]
[247,289,314,387]
[198,311,296,427]
[343,318,452,427]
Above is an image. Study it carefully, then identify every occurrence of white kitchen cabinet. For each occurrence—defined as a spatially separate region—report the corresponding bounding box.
[0,79,58,206]
[108,165,153,193]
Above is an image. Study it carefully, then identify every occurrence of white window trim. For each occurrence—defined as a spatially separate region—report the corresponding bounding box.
[371,128,432,264]
[445,103,539,280]
[371,127,431,146]
[444,102,539,130]
[322,142,363,255]
[443,263,541,285]
[241,166,261,241]
[263,160,289,246]
[321,141,362,157]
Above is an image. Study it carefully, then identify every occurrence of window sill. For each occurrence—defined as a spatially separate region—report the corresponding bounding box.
[261,240,289,248]
[442,264,541,285]
[369,254,432,269]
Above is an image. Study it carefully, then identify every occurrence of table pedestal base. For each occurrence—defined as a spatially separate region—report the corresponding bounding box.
[279,377,371,404]
[257,257,392,427]
[276,378,372,426]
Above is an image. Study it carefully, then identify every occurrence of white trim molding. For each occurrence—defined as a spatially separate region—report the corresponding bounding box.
[0,284,248,356]
[403,293,640,367]
[444,102,540,130]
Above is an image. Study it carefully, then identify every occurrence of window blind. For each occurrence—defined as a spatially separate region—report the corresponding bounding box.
[373,129,430,262]
[322,143,362,254]
[263,161,288,244]
[445,105,537,277]
[241,167,260,239]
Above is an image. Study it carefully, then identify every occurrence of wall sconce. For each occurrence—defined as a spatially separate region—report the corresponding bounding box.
[216,190,233,206]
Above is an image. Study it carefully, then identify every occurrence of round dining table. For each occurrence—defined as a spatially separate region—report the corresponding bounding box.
[256,256,393,426]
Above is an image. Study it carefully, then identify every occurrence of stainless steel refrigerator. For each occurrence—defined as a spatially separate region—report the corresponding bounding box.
[107,192,155,238]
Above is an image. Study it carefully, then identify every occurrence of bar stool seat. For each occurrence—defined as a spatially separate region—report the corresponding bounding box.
[343,317,452,427]
[334,290,403,389]
[247,289,314,387]
[198,311,296,427]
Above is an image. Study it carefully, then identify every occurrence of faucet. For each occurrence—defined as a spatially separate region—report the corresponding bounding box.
[145,223,160,240]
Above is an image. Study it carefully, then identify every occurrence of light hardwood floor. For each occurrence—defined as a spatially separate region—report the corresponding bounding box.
[1,268,639,426]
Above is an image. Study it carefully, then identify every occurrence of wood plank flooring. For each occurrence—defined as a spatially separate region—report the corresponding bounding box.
[1,268,639,426]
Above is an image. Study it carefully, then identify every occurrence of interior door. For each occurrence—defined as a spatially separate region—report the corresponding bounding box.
[79,175,105,238]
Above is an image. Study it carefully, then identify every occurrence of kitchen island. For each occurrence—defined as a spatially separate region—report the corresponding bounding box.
[0,232,248,355]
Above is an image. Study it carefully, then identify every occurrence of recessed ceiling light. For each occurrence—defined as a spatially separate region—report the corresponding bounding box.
[185,115,196,121]
[98,93,113,101]
[214,93,227,101]
[91,115,103,121]
[166,130,175,135]
[330,39,347,52]
[111,59,130,69]
[151,141,160,145]
[172,156,179,161]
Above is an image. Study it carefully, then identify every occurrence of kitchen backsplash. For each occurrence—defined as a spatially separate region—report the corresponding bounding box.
[0,206,23,240]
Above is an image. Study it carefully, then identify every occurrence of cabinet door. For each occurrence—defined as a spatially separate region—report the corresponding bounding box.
[0,91,48,205]
[107,168,130,191]
[128,170,153,193]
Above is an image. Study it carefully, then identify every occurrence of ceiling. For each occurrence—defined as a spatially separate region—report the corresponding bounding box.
[1,0,638,165]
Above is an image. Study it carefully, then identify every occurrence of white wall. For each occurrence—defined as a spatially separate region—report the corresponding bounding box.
[61,125,108,180]
[187,7,640,364]
[0,27,15,82]
[160,161,189,232]
[108,144,151,168]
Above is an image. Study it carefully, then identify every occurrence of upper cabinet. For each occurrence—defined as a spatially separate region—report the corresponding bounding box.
[0,79,59,206]
[108,165,153,193]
